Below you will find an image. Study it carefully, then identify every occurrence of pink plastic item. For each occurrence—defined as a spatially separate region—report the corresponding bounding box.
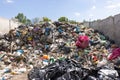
[75,35,89,49]
[108,48,120,60]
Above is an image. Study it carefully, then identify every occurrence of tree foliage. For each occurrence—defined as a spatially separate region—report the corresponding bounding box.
[69,20,77,24]
[58,17,68,22]
[15,13,31,25]
[42,17,51,22]
[32,17,40,24]
[26,19,31,25]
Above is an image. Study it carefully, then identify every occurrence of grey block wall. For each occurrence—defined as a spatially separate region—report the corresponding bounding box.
[0,17,20,34]
[86,14,120,45]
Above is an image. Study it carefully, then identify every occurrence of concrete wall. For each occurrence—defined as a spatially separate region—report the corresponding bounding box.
[83,22,90,27]
[0,17,20,34]
[87,14,120,45]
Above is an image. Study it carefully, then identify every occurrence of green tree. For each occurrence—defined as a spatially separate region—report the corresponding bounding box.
[15,13,26,23]
[32,17,40,24]
[69,20,77,24]
[26,19,31,25]
[58,17,68,22]
[15,13,31,25]
[42,17,51,22]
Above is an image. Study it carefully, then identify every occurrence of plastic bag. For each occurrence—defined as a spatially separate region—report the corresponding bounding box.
[28,59,84,80]
[108,48,120,60]
[76,35,89,49]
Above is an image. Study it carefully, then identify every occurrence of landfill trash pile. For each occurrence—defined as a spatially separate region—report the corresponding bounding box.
[0,21,120,80]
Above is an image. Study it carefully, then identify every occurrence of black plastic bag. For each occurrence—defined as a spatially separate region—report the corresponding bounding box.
[28,59,84,80]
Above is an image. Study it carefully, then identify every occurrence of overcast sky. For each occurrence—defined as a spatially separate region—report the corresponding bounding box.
[0,0,120,21]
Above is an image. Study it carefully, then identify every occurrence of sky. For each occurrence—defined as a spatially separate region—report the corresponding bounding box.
[0,0,120,22]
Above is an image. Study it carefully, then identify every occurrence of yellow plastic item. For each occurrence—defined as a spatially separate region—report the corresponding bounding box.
[27,37,32,41]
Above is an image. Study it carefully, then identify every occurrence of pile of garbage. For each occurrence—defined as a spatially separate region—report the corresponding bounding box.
[0,21,120,80]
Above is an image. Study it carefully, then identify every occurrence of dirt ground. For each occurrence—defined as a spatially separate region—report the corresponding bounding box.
[10,72,28,80]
